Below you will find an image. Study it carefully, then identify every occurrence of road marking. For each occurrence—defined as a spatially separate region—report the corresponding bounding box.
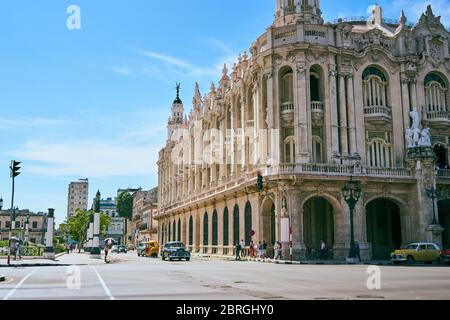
[3,270,36,300]
[91,266,115,300]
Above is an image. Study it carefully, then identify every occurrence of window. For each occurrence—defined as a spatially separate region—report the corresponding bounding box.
[189,216,193,246]
[203,213,209,246]
[5,221,10,228]
[284,137,296,164]
[366,131,393,168]
[425,73,448,112]
[212,211,218,246]
[362,66,390,112]
[281,71,294,105]
[223,208,229,247]
[312,133,324,163]
[32,222,38,229]
[233,205,239,245]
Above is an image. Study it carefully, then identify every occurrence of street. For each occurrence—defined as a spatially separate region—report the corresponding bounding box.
[1,253,450,300]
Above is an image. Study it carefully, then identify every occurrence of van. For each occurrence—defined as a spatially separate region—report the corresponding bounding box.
[145,241,159,258]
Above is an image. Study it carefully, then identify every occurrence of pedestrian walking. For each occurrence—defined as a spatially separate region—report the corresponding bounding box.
[273,241,281,260]
[258,241,263,258]
[104,239,113,263]
[354,241,362,262]
[14,241,22,260]
[320,240,327,260]
[235,242,241,261]
[253,242,258,258]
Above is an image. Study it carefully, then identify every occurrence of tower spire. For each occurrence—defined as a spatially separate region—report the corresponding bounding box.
[174,82,182,104]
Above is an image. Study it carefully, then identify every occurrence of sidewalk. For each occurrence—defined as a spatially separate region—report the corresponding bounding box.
[192,253,394,266]
[0,252,118,268]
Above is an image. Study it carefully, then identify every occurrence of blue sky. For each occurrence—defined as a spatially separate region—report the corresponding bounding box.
[0,0,448,226]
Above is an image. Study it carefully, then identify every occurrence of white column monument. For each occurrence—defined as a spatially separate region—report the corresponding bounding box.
[43,208,55,260]
[90,190,102,259]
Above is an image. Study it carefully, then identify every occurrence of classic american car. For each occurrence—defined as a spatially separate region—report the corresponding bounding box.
[161,242,191,261]
[391,243,441,264]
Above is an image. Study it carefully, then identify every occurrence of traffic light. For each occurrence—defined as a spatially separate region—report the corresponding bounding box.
[10,160,21,178]
[257,171,264,192]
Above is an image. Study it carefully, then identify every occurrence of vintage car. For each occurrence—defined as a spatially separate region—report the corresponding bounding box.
[161,242,190,261]
[111,245,128,254]
[440,249,450,265]
[137,242,147,256]
[391,243,441,264]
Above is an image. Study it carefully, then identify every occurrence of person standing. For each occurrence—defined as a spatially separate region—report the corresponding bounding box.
[262,240,267,259]
[354,241,361,263]
[14,241,22,260]
[235,242,241,261]
[249,240,254,258]
[320,240,327,260]
[240,239,245,258]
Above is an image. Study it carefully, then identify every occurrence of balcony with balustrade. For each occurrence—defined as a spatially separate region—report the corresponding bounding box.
[364,105,392,125]
[424,110,450,129]
[281,101,294,125]
[311,101,324,125]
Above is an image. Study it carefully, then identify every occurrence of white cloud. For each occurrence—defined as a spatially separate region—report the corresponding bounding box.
[11,139,159,178]
[0,116,66,130]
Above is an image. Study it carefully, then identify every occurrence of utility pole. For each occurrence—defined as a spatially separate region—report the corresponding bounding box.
[7,160,21,266]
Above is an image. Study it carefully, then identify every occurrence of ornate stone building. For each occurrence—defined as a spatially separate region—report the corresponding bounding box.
[156,1,450,260]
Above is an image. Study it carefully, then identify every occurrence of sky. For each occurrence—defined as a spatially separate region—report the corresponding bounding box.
[0,0,449,226]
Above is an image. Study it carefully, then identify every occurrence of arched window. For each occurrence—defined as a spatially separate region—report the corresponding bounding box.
[245,202,252,245]
[223,208,229,246]
[363,67,390,113]
[168,221,171,242]
[177,218,181,242]
[233,205,240,245]
[425,73,448,112]
[312,136,323,163]
[280,69,294,107]
[203,212,209,246]
[189,216,193,246]
[212,210,218,246]
[366,131,393,168]
[172,221,176,242]
[284,137,296,164]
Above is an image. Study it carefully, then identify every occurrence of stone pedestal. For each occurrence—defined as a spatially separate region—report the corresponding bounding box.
[43,209,55,260]
[427,224,445,248]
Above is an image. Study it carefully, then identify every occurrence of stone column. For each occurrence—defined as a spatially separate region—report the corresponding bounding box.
[43,209,55,260]
[286,189,306,260]
[401,77,411,129]
[295,62,311,162]
[338,74,349,157]
[328,66,340,161]
[346,75,357,155]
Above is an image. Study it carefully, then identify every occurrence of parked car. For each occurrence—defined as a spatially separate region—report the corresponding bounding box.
[440,248,450,265]
[111,245,128,254]
[137,242,147,257]
[391,243,441,264]
[161,242,190,261]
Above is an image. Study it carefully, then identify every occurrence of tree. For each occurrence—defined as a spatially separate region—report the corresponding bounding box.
[117,191,134,244]
[65,209,111,253]
[116,191,133,220]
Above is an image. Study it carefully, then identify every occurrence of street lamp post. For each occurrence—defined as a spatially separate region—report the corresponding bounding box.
[0,197,3,211]
[426,186,440,226]
[342,176,362,261]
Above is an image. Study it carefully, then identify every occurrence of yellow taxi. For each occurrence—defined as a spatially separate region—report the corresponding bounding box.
[145,241,159,258]
[391,243,441,265]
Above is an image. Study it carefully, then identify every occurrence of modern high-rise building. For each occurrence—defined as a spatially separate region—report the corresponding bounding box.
[67,178,89,218]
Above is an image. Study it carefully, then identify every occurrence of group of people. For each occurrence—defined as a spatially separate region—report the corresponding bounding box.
[65,243,76,254]
[235,240,283,261]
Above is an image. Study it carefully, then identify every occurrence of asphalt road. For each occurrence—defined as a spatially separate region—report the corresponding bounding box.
[1,253,450,300]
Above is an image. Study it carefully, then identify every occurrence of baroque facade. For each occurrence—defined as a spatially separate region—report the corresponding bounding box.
[0,210,48,245]
[156,1,450,260]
